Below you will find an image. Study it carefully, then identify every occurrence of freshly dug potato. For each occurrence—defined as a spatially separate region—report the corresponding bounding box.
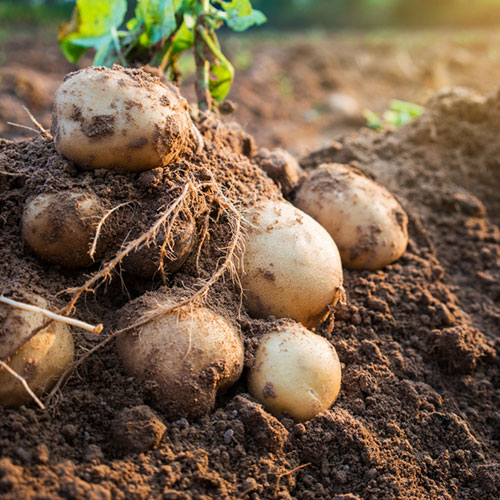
[254,148,304,196]
[117,296,244,419]
[122,218,196,278]
[22,192,105,268]
[240,200,343,328]
[294,163,408,270]
[51,66,193,171]
[248,324,341,421]
[0,295,74,407]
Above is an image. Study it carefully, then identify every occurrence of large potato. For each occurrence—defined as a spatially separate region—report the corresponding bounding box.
[117,296,244,419]
[294,163,408,270]
[240,200,343,328]
[22,192,105,268]
[248,324,341,421]
[0,295,74,407]
[51,66,193,171]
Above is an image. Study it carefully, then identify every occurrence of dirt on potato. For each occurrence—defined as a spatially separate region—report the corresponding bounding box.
[0,33,499,500]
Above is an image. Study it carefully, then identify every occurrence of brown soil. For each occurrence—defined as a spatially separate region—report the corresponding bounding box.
[0,31,499,500]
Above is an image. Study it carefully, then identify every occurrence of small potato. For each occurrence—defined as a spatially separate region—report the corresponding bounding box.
[122,218,195,278]
[117,295,244,419]
[22,192,105,268]
[0,295,74,407]
[51,66,193,171]
[294,163,408,270]
[253,148,304,196]
[248,324,341,421]
[240,200,343,328]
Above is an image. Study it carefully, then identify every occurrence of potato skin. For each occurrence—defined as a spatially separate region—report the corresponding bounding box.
[248,324,341,422]
[22,192,104,268]
[51,66,192,171]
[294,163,408,270]
[0,296,74,407]
[117,302,244,419]
[240,200,343,328]
[122,218,195,278]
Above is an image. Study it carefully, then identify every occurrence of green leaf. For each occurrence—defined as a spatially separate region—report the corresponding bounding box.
[58,0,127,63]
[363,109,383,131]
[170,16,194,55]
[74,0,126,37]
[364,100,424,131]
[390,99,424,118]
[66,33,112,48]
[218,0,266,32]
[134,0,177,47]
[60,40,87,64]
[93,37,116,66]
[209,61,234,101]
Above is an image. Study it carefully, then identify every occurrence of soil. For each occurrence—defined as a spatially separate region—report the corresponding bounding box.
[0,30,499,500]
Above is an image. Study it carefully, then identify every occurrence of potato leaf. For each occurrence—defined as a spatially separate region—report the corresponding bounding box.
[209,62,234,101]
[218,0,266,32]
[59,0,127,63]
[132,0,177,47]
[170,15,195,55]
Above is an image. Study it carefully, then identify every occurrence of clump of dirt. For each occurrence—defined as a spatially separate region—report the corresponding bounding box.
[0,82,499,500]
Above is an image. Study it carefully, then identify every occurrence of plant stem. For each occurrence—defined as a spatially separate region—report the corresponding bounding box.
[194,0,212,111]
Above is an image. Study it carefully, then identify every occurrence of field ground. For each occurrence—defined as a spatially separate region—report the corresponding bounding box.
[0,28,499,499]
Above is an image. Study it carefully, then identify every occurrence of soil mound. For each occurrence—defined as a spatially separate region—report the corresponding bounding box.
[0,85,499,499]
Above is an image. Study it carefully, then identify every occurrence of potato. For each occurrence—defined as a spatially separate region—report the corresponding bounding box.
[117,296,244,419]
[294,163,408,270]
[22,192,105,268]
[248,324,341,421]
[240,200,343,328]
[122,218,196,278]
[0,295,74,407]
[51,66,193,171]
[253,148,304,196]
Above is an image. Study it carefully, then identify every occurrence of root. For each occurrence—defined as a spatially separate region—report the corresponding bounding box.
[61,181,194,316]
[7,106,50,137]
[23,105,50,136]
[89,202,133,260]
[0,296,102,367]
[0,360,45,410]
[47,176,244,402]
[6,122,40,134]
[274,463,311,495]
[0,169,25,177]
[190,122,205,154]
[195,211,211,274]
[156,201,184,283]
[0,296,102,335]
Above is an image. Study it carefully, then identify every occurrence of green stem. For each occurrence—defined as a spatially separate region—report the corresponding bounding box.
[194,0,211,111]
[110,27,127,66]
[199,29,234,80]
[158,43,174,74]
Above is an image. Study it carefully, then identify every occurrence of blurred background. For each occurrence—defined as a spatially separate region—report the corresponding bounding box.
[5,0,500,29]
[2,0,500,153]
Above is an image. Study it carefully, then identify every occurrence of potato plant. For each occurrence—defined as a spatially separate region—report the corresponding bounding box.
[0,2,412,426]
[58,0,266,110]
